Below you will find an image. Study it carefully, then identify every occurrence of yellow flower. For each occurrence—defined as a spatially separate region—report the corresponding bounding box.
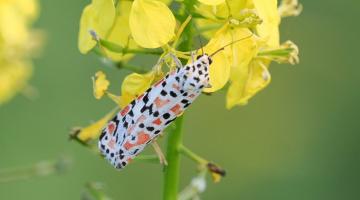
[227,59,270,108]
[120,71,156,107]
[0,62,32,104]
[92,71,110,99]
[0,0,40,105]
[103,1,137,61]
[202,25,257,93]
[194,0,300,108]
[71,109,116,142]
[78,0,115,54]
[252,0,280,47]
[129,0,176,48]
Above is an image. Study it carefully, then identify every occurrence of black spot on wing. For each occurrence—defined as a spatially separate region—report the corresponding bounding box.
[99,129,107,140]
[153,111,160,117]
[163,113,170,119]
[160,90,167,96]
[170,91,177,98]
[146,126,155,131]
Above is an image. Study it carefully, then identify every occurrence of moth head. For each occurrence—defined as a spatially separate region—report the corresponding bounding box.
[196,53,212,65]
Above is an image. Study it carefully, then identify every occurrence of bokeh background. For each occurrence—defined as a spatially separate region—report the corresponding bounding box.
[0,0,359,199]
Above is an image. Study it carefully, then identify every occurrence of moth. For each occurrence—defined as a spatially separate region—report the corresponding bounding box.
[98,37,252,170]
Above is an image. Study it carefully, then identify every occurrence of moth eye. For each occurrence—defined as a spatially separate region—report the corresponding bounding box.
[196,55,202,59]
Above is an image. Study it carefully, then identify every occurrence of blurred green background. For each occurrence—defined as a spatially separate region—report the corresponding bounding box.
[1,0,359,199]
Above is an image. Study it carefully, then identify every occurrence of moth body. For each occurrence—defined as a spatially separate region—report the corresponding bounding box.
[99,55,212,169]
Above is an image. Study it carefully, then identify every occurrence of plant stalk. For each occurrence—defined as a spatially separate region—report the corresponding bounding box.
[163,116,184,200]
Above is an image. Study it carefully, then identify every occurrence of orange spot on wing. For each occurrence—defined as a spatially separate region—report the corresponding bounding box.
[170,104,182,115]
[120,106,130,116]
[127,125,135,135]
[137,115,146,123]
[136,131,150,145]
[172,83,180,91]
[189,94,196,98]
[107,122,116,134]
[107,138,116,150]
[124,141,135,150]
[152,118,162,125]
[154,97,170,108]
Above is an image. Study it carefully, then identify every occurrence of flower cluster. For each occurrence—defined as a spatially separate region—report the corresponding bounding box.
[78,0,301,110]
[0,0,41,105]
[74,0,302,198]
[74,0,301,141]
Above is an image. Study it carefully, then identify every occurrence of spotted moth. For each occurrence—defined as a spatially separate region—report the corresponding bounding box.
[98,53,212,169]
[98,34,253,169]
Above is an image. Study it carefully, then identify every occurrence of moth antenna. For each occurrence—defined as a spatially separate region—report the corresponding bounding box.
[209,34,254,57]
[192,22,204,55]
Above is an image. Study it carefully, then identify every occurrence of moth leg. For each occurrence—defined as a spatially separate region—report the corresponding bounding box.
[151,140,168,166]
[169,53,183,68]
[190,50,197,63]
[204,83,212,88]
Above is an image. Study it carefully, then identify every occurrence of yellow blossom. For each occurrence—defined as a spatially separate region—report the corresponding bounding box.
[104,1,137,61]
[71,109,116,142]
[0,62,32,104]
[0,0,40,105]
[129,0,176,48]
[202,25,257,93]
[227,59,270,108]
[120,71,156,107]
[78,0,115,54]
[92,71,110,99]
[252,0,280,47]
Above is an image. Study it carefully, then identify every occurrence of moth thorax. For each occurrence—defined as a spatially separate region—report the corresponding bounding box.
[196,54,212,65]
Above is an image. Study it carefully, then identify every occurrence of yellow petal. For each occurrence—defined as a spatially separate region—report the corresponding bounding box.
[75,110,116,142]
[203,25,256,93]
[104,1,137,61]
[78,0,115,54]
[0,4,29,47]
[0,62,32,105]
[129,0,176,48]
[226,59,270,109]
[106,92,122,108]
[92,71,110,99]
[252,0,280,47]
[120,71,155,107]
[14,0,39,20]
[211,172,222,183]
[202,25,231,93]
[198,0,225,6]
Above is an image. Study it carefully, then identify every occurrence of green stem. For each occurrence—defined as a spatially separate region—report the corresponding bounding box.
[116,62,148,74]
[178,145,207,165]
[163,116,184,200]
[100,39,162,56]
[163,1,196,199]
